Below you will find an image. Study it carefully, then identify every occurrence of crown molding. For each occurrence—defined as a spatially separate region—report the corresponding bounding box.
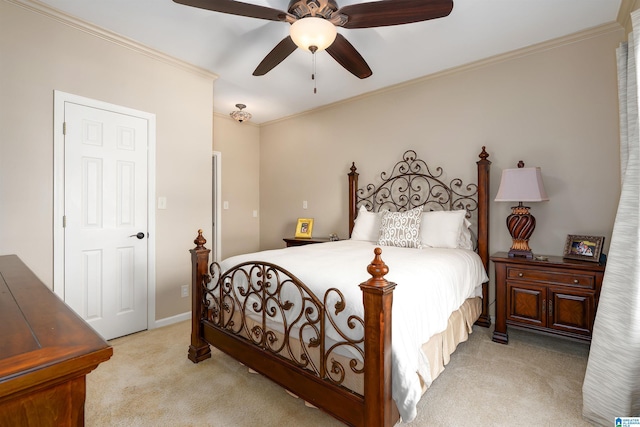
[618,0,640,33]
[7,0,218,81]
[261,22,623,127]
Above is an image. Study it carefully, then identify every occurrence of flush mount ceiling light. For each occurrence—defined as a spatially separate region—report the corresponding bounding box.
[290,17,337,53]
[229,104,252,123]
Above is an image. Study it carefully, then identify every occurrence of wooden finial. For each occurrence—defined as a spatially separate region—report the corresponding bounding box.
[517,160,525,168]
[350,162,358,175]
[479,146,489,161]
[366,247,389,287]
[194,229,207,249]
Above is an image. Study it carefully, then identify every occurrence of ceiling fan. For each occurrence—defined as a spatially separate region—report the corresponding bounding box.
[173,0,454,79]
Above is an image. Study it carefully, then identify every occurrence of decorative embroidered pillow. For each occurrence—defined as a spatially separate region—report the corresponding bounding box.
[377,206,423,248]
[351,205,384,241]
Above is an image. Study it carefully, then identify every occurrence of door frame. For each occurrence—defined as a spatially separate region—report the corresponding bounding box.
[52,90,157,330]
[212,151,222,262]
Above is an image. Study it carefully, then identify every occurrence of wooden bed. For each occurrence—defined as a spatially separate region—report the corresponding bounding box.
[188,147,491,426]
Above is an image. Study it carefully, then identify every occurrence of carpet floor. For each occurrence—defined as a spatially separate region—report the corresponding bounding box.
[85,320,592,426]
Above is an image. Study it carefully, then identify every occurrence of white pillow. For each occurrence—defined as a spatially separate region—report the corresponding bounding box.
[458,218,474,250]
[420,210,468,249]
[351,205,383,241]
[377,206,423,248]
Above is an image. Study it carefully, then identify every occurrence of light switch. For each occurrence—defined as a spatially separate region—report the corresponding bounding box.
[223,201,229,210]
[303,200,308,209]
[253,210,258,218]
[158,197,167,210]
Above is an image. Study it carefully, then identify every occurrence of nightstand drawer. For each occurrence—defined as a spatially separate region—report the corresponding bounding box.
[507,267,594,289]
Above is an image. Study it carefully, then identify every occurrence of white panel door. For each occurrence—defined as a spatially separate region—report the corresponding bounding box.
[64,102,148,340]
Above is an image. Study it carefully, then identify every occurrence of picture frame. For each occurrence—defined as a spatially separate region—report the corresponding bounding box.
[295,218,314,239]
[563,234,605,263]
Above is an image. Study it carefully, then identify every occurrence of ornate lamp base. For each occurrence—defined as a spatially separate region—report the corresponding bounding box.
[506,203,535,259]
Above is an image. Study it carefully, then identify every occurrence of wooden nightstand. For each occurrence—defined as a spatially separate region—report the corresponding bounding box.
[283,237,332,247]
[491,252,605,344]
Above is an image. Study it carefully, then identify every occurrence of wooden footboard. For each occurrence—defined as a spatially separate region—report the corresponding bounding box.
[189,230,399,427]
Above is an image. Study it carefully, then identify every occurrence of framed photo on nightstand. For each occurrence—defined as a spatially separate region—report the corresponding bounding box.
[563,234,604,262]
[295,218,314,238]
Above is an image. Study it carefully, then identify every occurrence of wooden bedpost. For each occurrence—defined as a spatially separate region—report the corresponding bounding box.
[348,162,358,237]
[188,229,212,363]
[360,248,400,427]
[476,146,491,327]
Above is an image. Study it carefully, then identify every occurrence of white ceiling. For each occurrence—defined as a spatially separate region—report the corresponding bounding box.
[35,0,622,124]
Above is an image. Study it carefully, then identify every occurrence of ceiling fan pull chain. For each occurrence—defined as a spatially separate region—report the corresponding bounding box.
[312,52,317,94]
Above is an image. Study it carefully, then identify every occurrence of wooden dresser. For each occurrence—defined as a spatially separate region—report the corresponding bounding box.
[491,252,605,344]
[0,255,113,426]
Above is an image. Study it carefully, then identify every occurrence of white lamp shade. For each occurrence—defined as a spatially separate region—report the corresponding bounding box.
[290,17,337,52]
[495,167,549,202]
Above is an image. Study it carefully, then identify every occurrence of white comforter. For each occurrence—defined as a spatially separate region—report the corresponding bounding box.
[219,240,488,422]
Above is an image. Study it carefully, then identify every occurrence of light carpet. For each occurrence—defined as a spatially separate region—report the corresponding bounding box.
[86,320,592,426]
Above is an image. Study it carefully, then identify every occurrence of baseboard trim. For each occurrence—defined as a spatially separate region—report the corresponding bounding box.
[153,311,191,329]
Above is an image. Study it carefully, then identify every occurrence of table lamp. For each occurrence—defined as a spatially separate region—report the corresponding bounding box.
[495,161,549,258]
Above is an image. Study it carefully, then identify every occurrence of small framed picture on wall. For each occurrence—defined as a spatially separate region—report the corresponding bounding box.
[295,218,314,239]
[563,235,605,263]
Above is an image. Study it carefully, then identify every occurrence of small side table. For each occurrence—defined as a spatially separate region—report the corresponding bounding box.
[491,252,605,344]
[283,237,332,247]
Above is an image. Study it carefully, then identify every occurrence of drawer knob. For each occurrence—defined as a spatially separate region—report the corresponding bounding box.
[574,279,579,284]
[518,272,524,277]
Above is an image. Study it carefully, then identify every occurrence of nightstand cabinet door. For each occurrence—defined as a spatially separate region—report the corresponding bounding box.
[549,288,594,336]
[507,282,546,327]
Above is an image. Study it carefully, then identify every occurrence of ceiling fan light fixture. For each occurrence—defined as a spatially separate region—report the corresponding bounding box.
[230,103,252,123]
[290,17,337,52]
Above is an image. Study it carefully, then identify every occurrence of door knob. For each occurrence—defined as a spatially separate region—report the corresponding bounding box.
[130,232,145,239]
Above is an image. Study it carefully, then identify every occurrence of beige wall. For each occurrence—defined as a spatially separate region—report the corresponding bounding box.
[0,1,214,321]
[213,113,261,259]
[259,25,624,309]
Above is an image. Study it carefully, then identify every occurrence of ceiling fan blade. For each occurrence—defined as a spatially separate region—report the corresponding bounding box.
[336,0,453,29]
[253,36,298,76]
[173,0,288,22]
[325,34,372,79]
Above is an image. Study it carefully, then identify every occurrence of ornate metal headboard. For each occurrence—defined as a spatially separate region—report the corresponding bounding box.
[347,147,491,269]
[352,149,480,218]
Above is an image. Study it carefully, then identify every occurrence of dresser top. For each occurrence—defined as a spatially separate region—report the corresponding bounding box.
[0,255,112,386]
[491,251,606,272]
